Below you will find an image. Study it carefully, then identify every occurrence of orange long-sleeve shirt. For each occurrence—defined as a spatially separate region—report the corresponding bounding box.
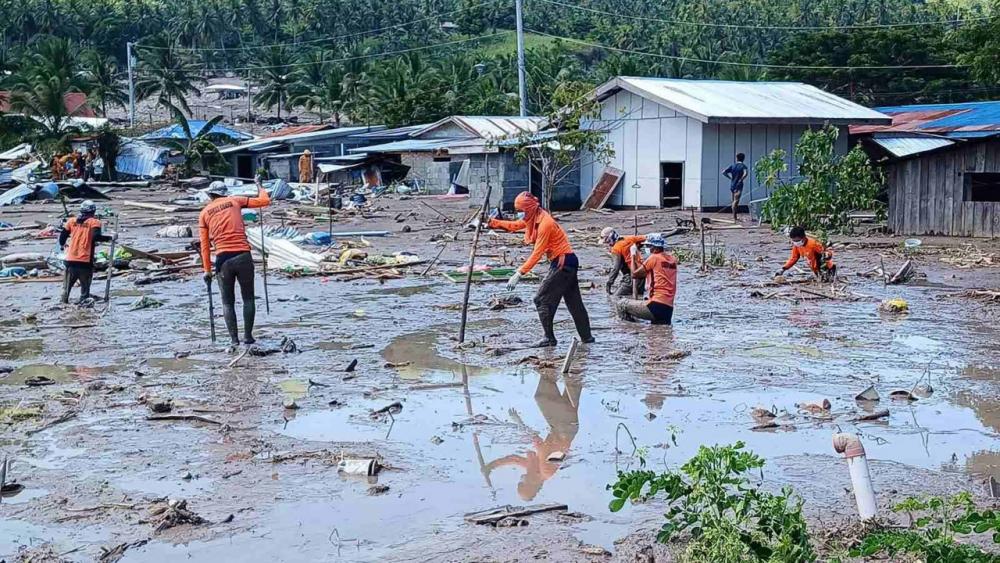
[198,188,271,272]
[783,237,833,274]
[611,235,646,270]
[489,213,573,275]
[642,252,678,306]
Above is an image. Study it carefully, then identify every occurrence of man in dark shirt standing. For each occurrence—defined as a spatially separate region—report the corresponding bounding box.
[722,152,749,221]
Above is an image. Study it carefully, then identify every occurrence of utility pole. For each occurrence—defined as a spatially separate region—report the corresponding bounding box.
[126,42,136,128]
[515,0,527,117]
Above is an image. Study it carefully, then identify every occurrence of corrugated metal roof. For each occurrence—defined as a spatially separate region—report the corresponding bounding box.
[116,141,169,178]
[349,138,464,153]
[141,121,253,142]
[595,77,891,125]
[349,124,427,140]
[0,143,31,161]
[222,125,386,155]
[851,101,1000,139]
[413,116,546,139]
[871,134,956,158]
[263,124,331,138]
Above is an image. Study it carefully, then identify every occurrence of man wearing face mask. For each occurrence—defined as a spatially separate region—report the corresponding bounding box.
[775,226,836,282]
[488,191,594,347]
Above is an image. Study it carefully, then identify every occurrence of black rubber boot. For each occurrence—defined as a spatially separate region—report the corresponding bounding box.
[534,306,557,348]
[223,303,240,346]
[242,300,256,345]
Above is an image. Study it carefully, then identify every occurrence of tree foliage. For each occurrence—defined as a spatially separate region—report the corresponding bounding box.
[756,125,885,233]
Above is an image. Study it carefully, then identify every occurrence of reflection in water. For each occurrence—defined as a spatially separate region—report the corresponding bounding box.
[383,329,489,380]
[483,373,582,501]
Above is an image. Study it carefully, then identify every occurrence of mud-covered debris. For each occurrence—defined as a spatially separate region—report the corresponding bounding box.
[751,406,776,420]
[384,361,411,368]
[497,517,529,527]
[368,484,390,495]
[546,451,566,462]
[174,351,191,359]
[129,296,163,310]
[855,385,880,402]
[345,358,358,372]
[517,355,559,369]
[853,409,889,421]
[371,401,402,419]
[889,390,917,402]
[488,294,522,310]
[279,336,298,353]
[180,471,193,480]
[328,399,345,408]
[465,503,568,526]
[24,375,56,386]
[430,435,444,445]
[282,398,299,410]
[797,399,831,413]
[645,412,657,421]
[98,539,149,563]
[578,545,611,557]
[751,420,780,431]
[146,498,207,533]
[13,544,70,563]
[912,382,934,398]
[1,482,25,497]
[649,349,691,361]
[147,399,173,414]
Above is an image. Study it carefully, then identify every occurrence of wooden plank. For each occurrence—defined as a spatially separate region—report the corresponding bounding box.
[964,202,975,237]
[943,151,955,236]
[932,154,944,234]
[919,157,930,234]
[580,166,625,210]
[906,160,919,235]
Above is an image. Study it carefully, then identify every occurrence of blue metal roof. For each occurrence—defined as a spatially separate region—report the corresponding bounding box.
[116,141,170,178]
[140,121,253,142]
[867,101,1000,139]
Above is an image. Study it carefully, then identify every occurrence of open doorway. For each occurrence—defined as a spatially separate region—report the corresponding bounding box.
[236,155,254,179]
[660,162,683,208]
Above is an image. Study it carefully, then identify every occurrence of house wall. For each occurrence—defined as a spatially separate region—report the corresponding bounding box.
[400,152,452,193]
[466,153,506,209]
[580,90,704,208]
[699,124,848,208]
[887,138,1000,237]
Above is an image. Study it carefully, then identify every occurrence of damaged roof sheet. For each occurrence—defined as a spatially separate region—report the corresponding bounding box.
[851,101,1000,139]
[413,116,546,139]
[350,138,462,153]
[870,134,956,158]
[595,77,891,125]
[116,141,170,178]
[141,121,253,142]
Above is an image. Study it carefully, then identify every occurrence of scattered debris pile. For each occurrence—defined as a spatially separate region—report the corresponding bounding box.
[144,498,207,533]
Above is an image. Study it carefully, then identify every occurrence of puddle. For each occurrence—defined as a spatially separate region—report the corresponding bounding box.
[381,329,489,380]
[145,357,215,372]
[111,288,150,297]
[277,379,309,401]
[0,338,42,360]
[0,364,75,385]
[368,284,437,298]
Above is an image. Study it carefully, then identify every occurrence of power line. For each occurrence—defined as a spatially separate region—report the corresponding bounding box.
[136,32,513,73]
[136,0,501,52]
[535,0,995,31]
[526,29,964,70]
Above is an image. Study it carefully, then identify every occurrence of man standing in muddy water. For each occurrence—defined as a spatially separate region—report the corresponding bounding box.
[488,191,594,347]
[58,200,111,304]
[199,177,271,350]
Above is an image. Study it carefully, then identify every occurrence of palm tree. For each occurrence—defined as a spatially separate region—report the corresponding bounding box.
[7,36,89,138]
[254,46,294,119]
[82,50,127,117]
[135,34,203,115]
[289,49,331,121]
[164,110,226,176]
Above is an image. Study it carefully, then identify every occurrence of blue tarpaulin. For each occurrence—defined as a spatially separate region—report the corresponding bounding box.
[116,141,170,178]
[140,121,253,143]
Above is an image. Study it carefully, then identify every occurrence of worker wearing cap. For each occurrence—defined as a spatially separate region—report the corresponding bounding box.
[615,234,678,325]
[298,149,313,183]
[58,200,111,304]
[775,226,836,282]
[199,178,271,349]
[488,191,593,347]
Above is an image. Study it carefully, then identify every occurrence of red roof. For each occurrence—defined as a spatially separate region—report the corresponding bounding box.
[262,124,332,138]
[0,91,96,118]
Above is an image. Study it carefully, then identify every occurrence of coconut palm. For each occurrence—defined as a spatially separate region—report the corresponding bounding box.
[135,34,203,115]
[7,36,89,138]
[82,50,127,117]
[254,46,294,119]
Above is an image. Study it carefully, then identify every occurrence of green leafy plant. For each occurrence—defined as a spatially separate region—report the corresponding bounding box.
[756,125,885,234]
[164,110,227,177]
[851,493,1000,562]
[608,442,815,563]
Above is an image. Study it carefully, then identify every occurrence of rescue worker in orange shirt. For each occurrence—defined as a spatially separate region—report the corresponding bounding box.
[58,200,111,304]
[600,227,679,296]
[199,178,271,349]
[488,191,594,347]
[615,234,678,325]
[775,226,836,282]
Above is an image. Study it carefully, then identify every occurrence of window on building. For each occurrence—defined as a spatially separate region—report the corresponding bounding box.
[965,172,1000,202]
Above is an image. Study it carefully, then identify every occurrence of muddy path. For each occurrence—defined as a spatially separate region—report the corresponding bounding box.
[2,193,999,561]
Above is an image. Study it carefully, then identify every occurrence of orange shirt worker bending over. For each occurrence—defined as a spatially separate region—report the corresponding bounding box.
[488,191,594,347]
[775,226,836,282]
[199,179,271,349]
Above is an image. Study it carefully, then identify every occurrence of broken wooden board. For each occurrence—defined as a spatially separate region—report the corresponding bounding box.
[464,503,568,525]
[580,166,624,210]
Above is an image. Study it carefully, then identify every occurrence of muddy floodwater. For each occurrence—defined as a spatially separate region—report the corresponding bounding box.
[1,195,999,561]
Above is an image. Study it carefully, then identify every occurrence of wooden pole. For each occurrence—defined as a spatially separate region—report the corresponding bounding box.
[700,217,707,272]
[458,156,493,344]
[632,184,639,298]
[259,208,270,315]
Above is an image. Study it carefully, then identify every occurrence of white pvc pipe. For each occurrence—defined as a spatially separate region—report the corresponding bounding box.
[832,433,878,520]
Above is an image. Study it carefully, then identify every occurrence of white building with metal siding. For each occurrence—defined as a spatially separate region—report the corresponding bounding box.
[580,77,891,209]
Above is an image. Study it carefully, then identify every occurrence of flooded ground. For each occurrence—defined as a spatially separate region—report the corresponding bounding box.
[1,193,999,561]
